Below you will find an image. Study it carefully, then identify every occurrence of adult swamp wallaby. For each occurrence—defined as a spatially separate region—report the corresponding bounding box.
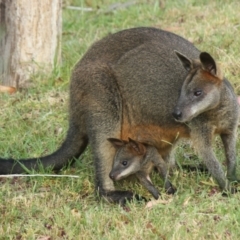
[108,138,175,200]
[0,27,239,204]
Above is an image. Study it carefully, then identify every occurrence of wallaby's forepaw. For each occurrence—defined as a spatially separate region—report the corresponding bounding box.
[150,190,160,200]
[102,190,147,206]
[166,186,176,195]
[165,182,176,195]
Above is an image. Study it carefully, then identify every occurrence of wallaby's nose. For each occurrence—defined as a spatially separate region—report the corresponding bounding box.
[172,108,182,120]
[109,172,114,180]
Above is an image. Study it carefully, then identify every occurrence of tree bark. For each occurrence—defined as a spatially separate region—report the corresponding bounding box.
[0,0,62,87]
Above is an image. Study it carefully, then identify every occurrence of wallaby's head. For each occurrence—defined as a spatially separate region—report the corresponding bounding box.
[172,51,223,122]
[108,138,147,181]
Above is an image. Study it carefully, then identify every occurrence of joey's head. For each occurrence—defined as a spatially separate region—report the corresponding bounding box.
[172,51,223,123]
[108,138,146,181]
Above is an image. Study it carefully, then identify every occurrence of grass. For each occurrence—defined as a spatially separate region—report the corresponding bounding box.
[0,0,240,239]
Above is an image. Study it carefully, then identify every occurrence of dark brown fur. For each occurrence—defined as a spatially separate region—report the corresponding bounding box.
[0,27,239,204]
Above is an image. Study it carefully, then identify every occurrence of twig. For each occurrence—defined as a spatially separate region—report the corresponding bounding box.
[66,6,93,12]
[0,174,80,178]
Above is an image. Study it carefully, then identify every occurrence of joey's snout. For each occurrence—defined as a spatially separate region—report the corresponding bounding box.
[109,171,119,180]
[172,107,182,121]
[109,172,115,180]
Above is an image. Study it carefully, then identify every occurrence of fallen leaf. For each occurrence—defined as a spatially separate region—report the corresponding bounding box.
[71,208,81,218]
[145,198,173,209]
[146,221,157,234]
[183,197,191,206]
[0,85,17,94]
[122,206,131,212]
[208,187,219,196]
[37,236,51,240]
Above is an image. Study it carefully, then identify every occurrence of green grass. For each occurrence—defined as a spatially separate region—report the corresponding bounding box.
[0,0,240,239]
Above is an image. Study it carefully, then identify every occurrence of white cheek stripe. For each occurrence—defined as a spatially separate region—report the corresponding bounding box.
[188,90,218,120]
[189,105,198,117]
[117,163,139,179]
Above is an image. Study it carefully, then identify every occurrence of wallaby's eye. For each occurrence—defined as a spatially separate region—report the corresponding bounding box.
[122,161,128,166]
[194,90,202,97]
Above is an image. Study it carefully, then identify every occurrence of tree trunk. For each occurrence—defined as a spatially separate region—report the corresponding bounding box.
[0,0,62,88]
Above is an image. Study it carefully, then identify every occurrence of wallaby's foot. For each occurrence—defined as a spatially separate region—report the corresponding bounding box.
[119,193,147,206]
[149,189,160,200]
[101,190,147,205]
[221,180,239,196]
[164,180,176,195]
[222,188,238,197]
[230,187,238,194]
[165,183,176,195]
[181,163,208,173]
[134,194,148,203]
[166,186,176,195]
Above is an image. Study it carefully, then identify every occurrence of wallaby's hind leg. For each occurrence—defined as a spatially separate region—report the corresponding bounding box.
[136,172,160,199]
[159,151,176,194]
[221,133,237,182]
[155,164,175,195]
[190,122,227,191]
[82,66,145,205]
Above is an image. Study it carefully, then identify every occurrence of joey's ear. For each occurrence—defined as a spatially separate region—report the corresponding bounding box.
[107,138,126,149]
[199,52,218,76]
[128,138,146,155]
[174,50,193,72]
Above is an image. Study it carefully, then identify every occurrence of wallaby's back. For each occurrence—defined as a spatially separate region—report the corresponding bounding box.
[71,27,200,150]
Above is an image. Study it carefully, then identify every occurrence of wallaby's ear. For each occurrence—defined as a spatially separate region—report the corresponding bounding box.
[108,138,126,149]
[128,138,146,155]
[199,52,217,76]
[174,50,193,72]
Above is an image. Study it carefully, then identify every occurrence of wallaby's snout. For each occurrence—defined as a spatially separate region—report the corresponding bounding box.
[173,51,224,123]
[109,169,119,180]
[109,171,114,180]
[172,107,182,121]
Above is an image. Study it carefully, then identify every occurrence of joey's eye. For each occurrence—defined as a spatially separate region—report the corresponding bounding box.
[194,90,202,97]
[122,161,128,166]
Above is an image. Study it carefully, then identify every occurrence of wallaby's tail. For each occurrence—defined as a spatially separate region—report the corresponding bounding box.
[0,128,88,174]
